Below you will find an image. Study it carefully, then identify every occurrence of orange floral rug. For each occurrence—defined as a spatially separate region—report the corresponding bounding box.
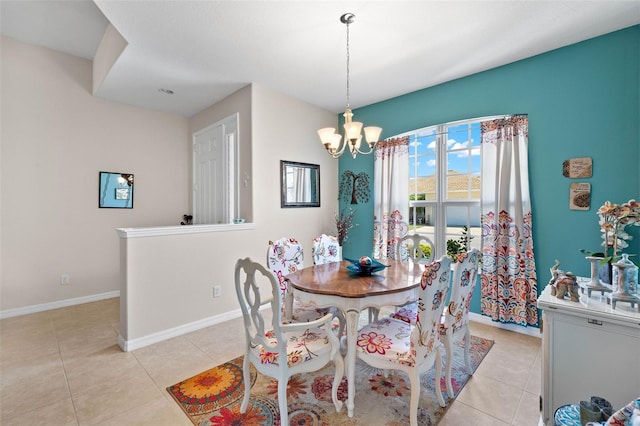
[167,336,493,425]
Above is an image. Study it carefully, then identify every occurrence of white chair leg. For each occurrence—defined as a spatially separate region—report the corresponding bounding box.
[331,353,344,412]
[335,310,346,337]
[283,285,294,321]
[443,336,454,397]
[241,353,251,413]
[408,371,421,426]
[278,376,288,425]
[435,351,446,407]
[367,307,379,323]
[464,327,472,373]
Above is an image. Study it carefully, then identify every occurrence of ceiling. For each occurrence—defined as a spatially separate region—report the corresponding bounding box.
[1,1,639,117]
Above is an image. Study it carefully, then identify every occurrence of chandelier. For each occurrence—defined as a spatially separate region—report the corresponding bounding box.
[317,13,382,159]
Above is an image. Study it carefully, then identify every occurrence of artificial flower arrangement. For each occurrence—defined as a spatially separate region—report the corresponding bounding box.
[335,207,357,246]
[581,199,640,266]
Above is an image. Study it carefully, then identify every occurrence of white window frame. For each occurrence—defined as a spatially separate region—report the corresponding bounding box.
[402,116,500,258]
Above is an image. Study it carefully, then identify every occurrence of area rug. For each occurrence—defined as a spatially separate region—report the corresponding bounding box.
[167,335,493,425]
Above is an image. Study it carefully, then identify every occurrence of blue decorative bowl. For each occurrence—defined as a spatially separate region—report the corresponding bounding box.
[344,257,388,276]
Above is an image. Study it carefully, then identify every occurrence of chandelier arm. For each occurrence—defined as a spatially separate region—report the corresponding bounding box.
[329,139,349,158]
[352,142,377,155]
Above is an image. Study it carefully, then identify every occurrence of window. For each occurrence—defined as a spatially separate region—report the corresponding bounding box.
[404,118,487,258]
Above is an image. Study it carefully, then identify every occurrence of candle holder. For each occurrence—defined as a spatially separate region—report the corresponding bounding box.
[582,256,612,297]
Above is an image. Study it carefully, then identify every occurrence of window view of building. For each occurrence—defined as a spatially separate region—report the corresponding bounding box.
[405,118,484,258]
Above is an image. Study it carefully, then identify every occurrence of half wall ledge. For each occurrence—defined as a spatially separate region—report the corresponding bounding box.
[116,222,255,238]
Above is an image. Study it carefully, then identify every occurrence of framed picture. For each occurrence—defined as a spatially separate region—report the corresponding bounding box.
[99,171,134,208]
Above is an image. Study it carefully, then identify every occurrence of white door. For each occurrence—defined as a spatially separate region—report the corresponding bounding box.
[193,114,238,224]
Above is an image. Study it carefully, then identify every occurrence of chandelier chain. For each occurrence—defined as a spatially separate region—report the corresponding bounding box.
[345,17,350,110]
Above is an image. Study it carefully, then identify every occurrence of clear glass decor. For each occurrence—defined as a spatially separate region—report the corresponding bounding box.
[608,253,640,311]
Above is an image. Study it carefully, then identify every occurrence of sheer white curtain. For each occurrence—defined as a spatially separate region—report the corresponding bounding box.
[480,116,538,326]
[373,137,410,260]
[294,167,310,202]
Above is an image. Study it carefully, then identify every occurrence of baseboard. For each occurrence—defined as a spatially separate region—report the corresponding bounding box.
[118,307,247,352]
[469,312,542,338]
[0,291,120,319]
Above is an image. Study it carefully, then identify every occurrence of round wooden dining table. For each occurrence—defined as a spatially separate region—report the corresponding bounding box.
[285,259,425,418]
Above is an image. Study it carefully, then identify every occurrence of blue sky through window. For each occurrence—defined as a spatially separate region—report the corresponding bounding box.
[409,123,481,178]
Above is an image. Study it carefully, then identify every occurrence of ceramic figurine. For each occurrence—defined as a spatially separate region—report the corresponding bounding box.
[549,260,580,302]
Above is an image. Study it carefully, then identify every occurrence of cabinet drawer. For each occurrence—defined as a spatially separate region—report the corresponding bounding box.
[554,309,640,338]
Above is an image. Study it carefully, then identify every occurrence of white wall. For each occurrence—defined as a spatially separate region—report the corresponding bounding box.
[1,36,341,331]
[118,84,340,349]
[1,36,190,313]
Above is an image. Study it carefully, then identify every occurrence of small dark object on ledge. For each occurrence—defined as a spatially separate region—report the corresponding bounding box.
[181,214,193,225]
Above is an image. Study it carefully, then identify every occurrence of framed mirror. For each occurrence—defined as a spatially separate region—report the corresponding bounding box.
[280,160,320,208]
[99,171,134,208]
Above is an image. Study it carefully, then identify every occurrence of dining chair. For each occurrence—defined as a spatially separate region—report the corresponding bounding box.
[389,248,481,397]
[267,237,330,322]
[370,233,436,323]
[312,234,342,265]
[234,257,344,425]
[388,233,440,324]
[311,234,347,336]
[397,233,435,264]
[440,248,481,396]
[355,255,452,426]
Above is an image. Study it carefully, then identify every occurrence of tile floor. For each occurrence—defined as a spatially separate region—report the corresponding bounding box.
[0,298,542,425]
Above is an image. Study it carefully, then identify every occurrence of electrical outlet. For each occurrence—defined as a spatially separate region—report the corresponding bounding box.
[213,286,221,298]
[60,274,70,285]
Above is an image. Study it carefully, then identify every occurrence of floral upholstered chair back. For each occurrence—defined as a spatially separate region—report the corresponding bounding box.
[312,234,341,265]
[267,237,304,299]
[411,256,452,362]
[444,248,480,333]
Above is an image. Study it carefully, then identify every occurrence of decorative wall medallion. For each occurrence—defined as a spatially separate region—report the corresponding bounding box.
[339,171,370,204]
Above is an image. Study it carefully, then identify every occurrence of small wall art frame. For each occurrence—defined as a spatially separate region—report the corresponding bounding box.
[99,171,134,209]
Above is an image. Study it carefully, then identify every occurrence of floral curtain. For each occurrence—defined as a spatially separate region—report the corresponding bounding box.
[373,137,410,260]
[480,116,538,326]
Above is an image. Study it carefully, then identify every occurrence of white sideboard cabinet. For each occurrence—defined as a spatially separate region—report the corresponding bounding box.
[537,282,640,425]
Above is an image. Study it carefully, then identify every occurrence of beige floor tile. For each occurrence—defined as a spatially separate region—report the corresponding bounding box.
[56,325,121,360]
[512,391,542,426]
[0,397,78,426]
[0,310,53,333]
[64,349,145,395]
[440,400,510,425]
[525,350,542,395]
[132,336,215,389]
[0,320,60,362]
[0,359,71,422]
[72,372,163,425]
[474,346,537,390]
[95,394,192,426]
[455,373,523,423]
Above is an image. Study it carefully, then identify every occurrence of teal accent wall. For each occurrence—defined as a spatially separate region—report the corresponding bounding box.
[339,26,640,325]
